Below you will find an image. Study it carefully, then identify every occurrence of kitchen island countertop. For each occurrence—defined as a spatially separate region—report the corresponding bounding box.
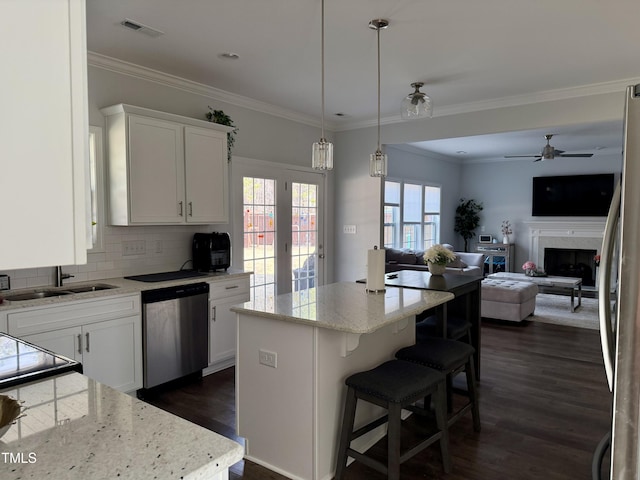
[231,281,454,334]
[0,372,243,479]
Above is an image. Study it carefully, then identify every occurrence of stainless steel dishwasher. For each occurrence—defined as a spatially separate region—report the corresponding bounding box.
[140,282,209,391]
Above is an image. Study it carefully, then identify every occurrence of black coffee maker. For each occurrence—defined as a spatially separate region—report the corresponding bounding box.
[192,232,231,271]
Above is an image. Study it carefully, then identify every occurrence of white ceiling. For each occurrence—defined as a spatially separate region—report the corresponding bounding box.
[85,0,640,160]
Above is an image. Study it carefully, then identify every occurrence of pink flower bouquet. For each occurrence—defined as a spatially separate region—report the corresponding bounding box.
[522,261,537,274]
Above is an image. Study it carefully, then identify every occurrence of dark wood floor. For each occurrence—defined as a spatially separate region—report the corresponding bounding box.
[145,320,612,479]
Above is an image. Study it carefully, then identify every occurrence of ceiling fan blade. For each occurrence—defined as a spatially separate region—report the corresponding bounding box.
[558,153,594,158]
[504,155,540,158]
[533,157,543,162]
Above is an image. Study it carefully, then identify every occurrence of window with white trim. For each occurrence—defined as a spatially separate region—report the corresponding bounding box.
[384,180,441,250]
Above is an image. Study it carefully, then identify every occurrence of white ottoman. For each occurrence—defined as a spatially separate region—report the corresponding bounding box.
[481,278,538,322]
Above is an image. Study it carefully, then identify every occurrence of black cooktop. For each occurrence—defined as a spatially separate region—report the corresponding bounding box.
[124,270,207,283]
[0,333,82,390]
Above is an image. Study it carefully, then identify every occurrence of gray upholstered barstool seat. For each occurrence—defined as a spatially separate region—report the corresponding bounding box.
[334,359,451,480]
[396,338,481,432]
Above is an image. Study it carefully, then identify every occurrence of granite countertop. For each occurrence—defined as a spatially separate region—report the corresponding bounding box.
[231,281,454,334]
[0,372,244,479]
[0,270,251,312]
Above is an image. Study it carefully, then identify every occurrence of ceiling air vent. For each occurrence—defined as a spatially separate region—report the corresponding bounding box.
[120,18,164,38]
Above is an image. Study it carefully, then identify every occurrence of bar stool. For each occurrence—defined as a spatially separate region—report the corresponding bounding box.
[396,338,481,432]
[334,359,451,480]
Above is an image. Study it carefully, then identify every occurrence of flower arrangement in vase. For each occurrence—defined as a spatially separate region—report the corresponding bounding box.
[423,244,457,275]
[501,220,513,244]
[522,261,537,276]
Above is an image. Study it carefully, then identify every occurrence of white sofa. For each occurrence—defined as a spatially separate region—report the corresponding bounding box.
[384,245,485,276]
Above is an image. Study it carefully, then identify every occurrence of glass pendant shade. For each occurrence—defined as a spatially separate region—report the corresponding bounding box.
[369,149,387,177]
[401,83,433,120]
[312,0,333,170]
[312,139,334,170]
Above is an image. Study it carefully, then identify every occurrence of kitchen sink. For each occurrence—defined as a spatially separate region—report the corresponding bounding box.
[65,283,118,293]
[4,290,72,301]
[3,284,118,301]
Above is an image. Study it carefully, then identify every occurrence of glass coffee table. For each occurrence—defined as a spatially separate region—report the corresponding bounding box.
[487,272,582,312]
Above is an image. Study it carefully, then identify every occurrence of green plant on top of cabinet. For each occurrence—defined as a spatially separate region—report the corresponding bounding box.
[101,104,234,225]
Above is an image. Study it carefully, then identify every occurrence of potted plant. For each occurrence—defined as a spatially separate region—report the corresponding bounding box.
[454,198,483,252]
[206,106,238,162]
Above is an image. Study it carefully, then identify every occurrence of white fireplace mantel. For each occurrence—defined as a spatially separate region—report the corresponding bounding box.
[523,220,606,266]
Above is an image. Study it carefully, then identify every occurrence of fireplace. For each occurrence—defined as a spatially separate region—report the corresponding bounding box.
[523,220,605,290]
[544,247,597,286]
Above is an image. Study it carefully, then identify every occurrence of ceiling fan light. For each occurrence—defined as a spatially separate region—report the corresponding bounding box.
[369,149,387,177]
[542,144,555,160]
[312,138,334,170]
[401,82,433,120]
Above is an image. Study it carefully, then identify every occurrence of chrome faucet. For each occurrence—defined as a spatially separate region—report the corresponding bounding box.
[55,266,74,287]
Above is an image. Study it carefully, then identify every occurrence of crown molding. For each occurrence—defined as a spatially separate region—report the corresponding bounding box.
[87,51,338,130]
[88,52,640,134]
[333,77,640,132]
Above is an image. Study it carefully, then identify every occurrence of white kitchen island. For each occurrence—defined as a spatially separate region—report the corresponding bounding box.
[231,281,454,480]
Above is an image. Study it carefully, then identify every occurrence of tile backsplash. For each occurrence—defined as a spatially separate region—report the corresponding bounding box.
[0,225,224,290]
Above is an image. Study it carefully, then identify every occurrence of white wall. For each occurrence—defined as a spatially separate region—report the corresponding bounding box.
[459,153,622,269]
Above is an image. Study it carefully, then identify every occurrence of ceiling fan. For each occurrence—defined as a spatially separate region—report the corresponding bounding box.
[504,134,594,161]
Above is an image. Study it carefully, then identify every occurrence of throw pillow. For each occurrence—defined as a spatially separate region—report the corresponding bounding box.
[448,256,468,269]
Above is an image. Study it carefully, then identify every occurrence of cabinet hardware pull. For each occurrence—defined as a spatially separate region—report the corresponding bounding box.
[85,332,90,352]
[188,202,193,216]
[225,285,239,290]
[77,334,82,355]
[212,306,217,321]
[178,201,183,216]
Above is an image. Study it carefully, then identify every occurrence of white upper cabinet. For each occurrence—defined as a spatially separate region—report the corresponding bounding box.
[0,0,89,269]
[102,104,231,225]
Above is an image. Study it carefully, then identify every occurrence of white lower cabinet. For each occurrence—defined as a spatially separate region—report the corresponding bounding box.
[8,294,142,393]
[206,276,251,374]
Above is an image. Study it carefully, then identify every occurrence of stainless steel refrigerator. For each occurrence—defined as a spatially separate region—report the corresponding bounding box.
[598,83,640,479]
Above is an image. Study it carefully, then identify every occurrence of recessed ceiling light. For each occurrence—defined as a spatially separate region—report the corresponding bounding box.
[456,150,467,154]
[219,52,240,60]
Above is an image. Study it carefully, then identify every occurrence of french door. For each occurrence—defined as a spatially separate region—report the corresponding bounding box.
[232,161,325,309]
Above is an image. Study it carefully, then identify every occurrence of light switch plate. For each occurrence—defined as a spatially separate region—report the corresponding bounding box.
[0,275,10,290]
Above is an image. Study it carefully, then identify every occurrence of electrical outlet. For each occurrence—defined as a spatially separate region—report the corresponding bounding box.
[343,224,357,234]
[259,349,277,368]
[122,240,146,256]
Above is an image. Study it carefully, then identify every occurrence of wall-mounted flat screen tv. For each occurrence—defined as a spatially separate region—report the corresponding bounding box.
[532,173,615,217]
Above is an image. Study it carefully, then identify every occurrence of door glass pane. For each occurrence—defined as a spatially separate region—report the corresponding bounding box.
[292,182,318,293]
[243,177,276,310]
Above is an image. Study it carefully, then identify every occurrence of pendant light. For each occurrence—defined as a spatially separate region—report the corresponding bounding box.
[312,0,333,170]
[369,19,388,177]
[401,82,433,120]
